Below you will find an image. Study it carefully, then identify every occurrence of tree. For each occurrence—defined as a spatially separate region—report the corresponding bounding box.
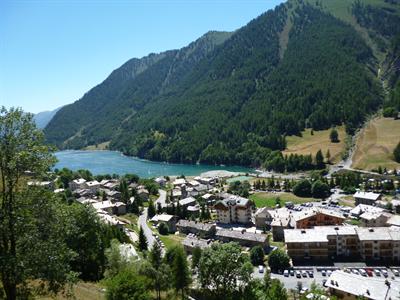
[263,272,288,299]
[138,226,148,251]
[104,239,127,278]
[171,247,191,299]
[147,242,170,300]
[157,202,162,214]
[0,107,74,300]
[198,243,253,298]
[311,180,330,199]
[315,149,325,169]
[394,141,400,163]
[293,179,312,197]
[268,249,290,272]
[148,200,156,218]
[250,246,265,266]
[191,247,202,271]
[158,222,169,235]
[326,149,331,164]
[330,128,339,143]
[105,267,152,300]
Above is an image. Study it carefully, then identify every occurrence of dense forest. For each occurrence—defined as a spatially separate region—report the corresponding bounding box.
[45,0,400,168]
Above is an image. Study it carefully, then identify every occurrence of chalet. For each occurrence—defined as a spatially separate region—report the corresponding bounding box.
[86,180,100,193]
[359,211,392,227]
[293,208,346,229]
[182,235,214,253]
[27,180,55,190]
[179,196,197,208]
[92,200,126,215]
[254,207,273,229]
[150,214,178,232]
[137,188,149,201]
[155,177,167,186]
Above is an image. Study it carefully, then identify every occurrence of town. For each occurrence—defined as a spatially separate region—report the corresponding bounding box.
[27,164,400,299]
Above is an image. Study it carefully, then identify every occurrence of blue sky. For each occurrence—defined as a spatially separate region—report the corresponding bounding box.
[0,0,284,114]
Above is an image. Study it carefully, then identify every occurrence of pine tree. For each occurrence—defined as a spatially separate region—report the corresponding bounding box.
[330,128,339,143]
[148,200,156,218]
[315,149,325,169]
[172,247,191,299]
[138,226,148,251]
[326,149,331,164]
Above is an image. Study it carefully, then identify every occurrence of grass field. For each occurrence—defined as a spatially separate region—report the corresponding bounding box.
[352,117,400,171]
[250,192,315,208]
[159,233,185,250]
[282,126,346,164]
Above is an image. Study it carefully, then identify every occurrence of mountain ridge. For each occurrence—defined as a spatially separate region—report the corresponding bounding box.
[45,0,400,168]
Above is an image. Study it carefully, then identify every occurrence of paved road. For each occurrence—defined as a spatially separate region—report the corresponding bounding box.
[138,208,156,250]
[155,189,167,208]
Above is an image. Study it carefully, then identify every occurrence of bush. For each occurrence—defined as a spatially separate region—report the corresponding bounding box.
[383,107,396,118]
[158,222,169,235]
[293,179,312,197]
[268,249,290,272]
[329,128,339,143]
[394,142,400,163]
[250,246,265,266]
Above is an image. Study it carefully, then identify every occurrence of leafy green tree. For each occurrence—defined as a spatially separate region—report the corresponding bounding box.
[104,239,128,278]
[311,180,330,198]
[171,247,191,299]
[268,249,290,272]
[394,141,400,163]
[0,107,74,300]
[293,179,312,197]
[138,226,148,251]
[198,243,253,298]
[330,128,339,143]
[191,247,202,271]
[250,246,265,266]
[263,272,288,299]
[105,267,152,300]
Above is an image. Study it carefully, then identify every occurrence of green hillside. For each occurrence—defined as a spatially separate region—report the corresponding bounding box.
[45,0,400,169]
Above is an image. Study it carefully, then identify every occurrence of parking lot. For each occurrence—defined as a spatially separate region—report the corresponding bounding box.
[253,265,400,291]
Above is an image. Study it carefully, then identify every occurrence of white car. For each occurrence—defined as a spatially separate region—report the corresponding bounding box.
[359,269,367,277]
[258,265,264,273]
[321,270,326,276]
[352,269,360,275]
[382,269,388,277]
[327,270,332,276]
[283,270,289,277]
[393,269,400,277]
[374,269,381,276]
[302,270,308,277]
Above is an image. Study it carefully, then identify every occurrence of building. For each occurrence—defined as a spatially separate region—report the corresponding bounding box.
[270,208,295,241]
[137,188,149,201]
[27,180,55,190]
[326,270,400,300]
[155,177,167,187]
[214,195,252,224]
[215,229,268,249]
[359,211,392,227]
[150,214,178,232]
[387,215,400,227]
[176,220,216,238]
[179,196,197,208]
[353,191,382,206]
[92,200,126,215]
[105,190,121,200]
[187,205,200,217]
[86,180,100,193]
[350,204,384,218]
[284,226,400,263]
[293,208,346,229]
[254,207,273,229]
[173,178,186,187]
[182,235,214,253]
[69,178,87,191]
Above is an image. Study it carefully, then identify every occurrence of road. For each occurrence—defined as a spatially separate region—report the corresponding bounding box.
[138,207,157,250]
[155,189,167,208]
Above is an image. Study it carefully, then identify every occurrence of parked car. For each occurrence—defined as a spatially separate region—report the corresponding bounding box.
[321,270,326,276]
[296,271,301,278]
[352,269,360,275]
[393,269,399,277]
[290,269,295,276]
[359,269,367,277]
[283,270,289,277]
[302,270,307,277]
[322,279,327,287]
[366,269,373,277]
[374,269,381,276]
[382,269,388,277]
[327,270,332,276]
[308,270,314,278]
[258,266,264,273]
[300,287,308,295]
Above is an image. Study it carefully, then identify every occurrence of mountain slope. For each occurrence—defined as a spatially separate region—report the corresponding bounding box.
[33,106,63,129]
[45,0,400,167]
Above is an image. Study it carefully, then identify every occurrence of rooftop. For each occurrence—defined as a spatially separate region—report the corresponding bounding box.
[216,228,267,243]
[353,191,381,201]
[176,220,215,232]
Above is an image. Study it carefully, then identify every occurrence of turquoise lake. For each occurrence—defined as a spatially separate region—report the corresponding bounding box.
[54,150,252,178]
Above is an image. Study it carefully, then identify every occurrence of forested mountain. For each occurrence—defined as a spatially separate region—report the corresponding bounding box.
[45,0,400,167]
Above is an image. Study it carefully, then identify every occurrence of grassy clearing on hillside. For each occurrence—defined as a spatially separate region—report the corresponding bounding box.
[250,192,315,208]
[37,282,105,300]
[159,234,185,250]
[282,126,346,164]
[352,117,400,171]
[83,141,110,150]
